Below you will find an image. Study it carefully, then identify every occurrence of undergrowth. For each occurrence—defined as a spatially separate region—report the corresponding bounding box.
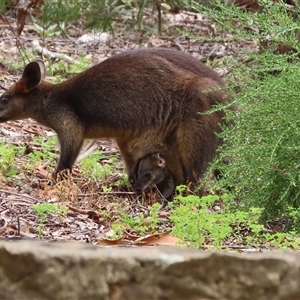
[187,0,300,234]
[170,193,300,250]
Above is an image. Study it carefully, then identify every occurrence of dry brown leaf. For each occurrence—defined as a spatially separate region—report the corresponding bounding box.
[96,233,129,246]
[133,233,183,246]
[97,232,183,247]
[191,206,198,211]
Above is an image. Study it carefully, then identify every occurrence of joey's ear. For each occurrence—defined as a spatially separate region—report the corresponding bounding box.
[15,60,46,93]
[151,153,165,168]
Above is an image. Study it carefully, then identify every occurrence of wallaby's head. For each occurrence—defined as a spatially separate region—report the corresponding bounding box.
[130,153,167,195]
[0,60,46,122]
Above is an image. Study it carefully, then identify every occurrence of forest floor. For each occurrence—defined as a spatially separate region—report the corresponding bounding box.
[0,5,261,250]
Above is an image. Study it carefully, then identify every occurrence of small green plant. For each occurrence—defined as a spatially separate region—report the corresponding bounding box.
[33,202,67,222]
[0,1,6,12]
[102,185,112,201]
[45,56,90,81]
[118,173,130,189]
[0,143,21,177]
[170,192,281,249]
[147,203,160,230]
[32,203,68,236]
[170,192,300,249]
[23,136,57,175]
[80,151,116,180]
[110,223,126,238]
[117,203,161,235]
[170,194,236,248]
[27,136,57,162]
[119,212,141,228]
[262,231,300,250]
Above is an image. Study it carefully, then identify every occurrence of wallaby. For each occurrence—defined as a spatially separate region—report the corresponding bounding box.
[129,153,175,204]
[0,47,230,187]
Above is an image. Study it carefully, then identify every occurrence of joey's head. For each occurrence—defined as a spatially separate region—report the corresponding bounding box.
[0,60,46,122]
[131,153,167,195]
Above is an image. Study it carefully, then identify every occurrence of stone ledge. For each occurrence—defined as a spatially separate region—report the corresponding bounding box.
[0,240,299,300]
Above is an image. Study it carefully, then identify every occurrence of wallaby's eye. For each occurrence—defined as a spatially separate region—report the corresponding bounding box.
[0,97,9,105]
[144,172,152,179]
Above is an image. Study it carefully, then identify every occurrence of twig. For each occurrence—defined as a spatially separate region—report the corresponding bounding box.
[0,189,39,202]
[154,185,169,210]
[66,204,89,214]
[78,191,135,197]
[1,197,36,204]
[32,39,76,63]
[81,140,97,152]
[76,141,99,163]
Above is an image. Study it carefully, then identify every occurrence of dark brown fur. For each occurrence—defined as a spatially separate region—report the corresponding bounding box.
[0,48,230,186]
[129,153,175,201]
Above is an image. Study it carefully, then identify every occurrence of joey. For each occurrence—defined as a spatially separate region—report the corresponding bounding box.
[129,153,175,205]
[0,47,231,190]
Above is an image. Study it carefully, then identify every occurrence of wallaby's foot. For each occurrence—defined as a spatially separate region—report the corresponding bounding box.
[53,169,73,182]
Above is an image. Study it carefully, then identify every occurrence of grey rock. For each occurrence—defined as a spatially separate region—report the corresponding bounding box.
[0,241,299,300]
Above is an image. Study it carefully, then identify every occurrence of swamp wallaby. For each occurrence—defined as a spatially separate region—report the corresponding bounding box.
[0,47,230,186]
[129,153,175,203]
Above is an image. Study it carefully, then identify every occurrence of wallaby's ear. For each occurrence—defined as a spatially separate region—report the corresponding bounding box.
[15,60,46,94]
[151,153,165,168]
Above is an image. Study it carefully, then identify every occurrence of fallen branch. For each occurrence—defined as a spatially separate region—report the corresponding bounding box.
[32,39,76,63]
[0,189,39,202]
